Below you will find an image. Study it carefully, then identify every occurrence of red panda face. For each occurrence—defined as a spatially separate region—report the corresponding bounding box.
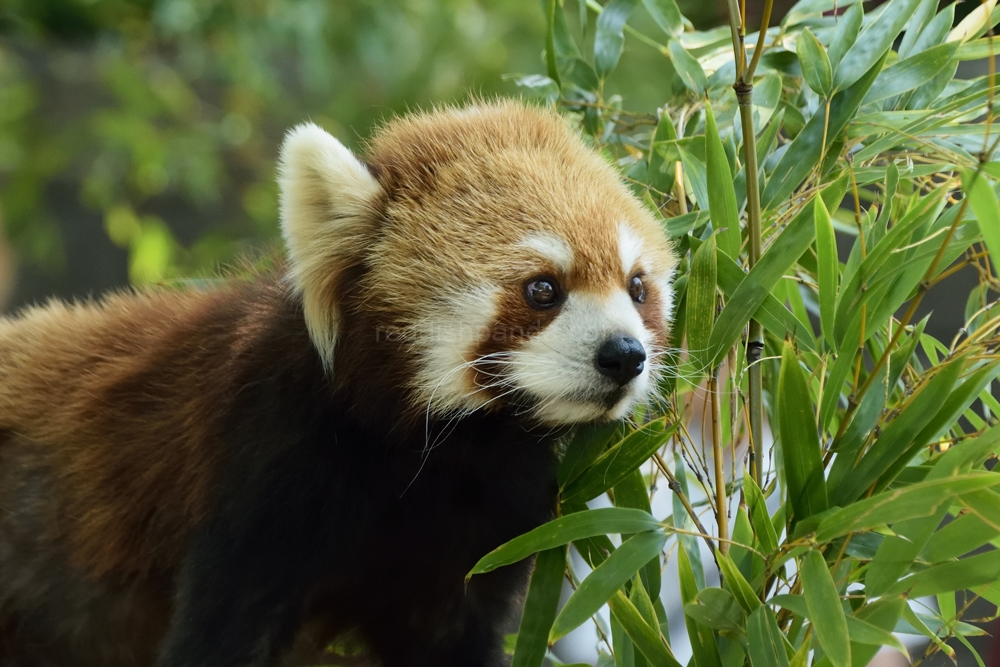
[279,101,677,426]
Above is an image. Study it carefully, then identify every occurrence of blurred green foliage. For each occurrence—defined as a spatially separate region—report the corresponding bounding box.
[0,0,701,295]
[0,0,540,287]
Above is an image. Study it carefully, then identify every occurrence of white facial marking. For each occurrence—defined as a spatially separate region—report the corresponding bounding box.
[412,285,499,416]
[519,233,574,274]
[619,224,644,276]
[511,290,653,425]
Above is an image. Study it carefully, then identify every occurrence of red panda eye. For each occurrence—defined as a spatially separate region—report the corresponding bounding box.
[525,278,559,308]
[629,275,646,303]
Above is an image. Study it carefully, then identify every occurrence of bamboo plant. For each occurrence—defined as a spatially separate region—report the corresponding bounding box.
[468,0,1000,665]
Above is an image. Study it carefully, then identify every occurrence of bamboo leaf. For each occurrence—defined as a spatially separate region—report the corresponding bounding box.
[709,207,815,366]
[833,357,966,504]
[802,550,851,667]
[886,548,1000,597]
[468,507,661,576]
[778,340,828,525]
[705,101,741,260]
[559,422,620,489]
[551,531,667,641]
[922,512,1000,562]
[744,474,779,555]
[641,0,682,37]
[849,598,909,667]
[608,592,683,667]
[717,550,762,613]
[863,42,959,104]
[679,541,724,667]
[545,0,561,88]
[947,0,998,44]
[845,616,909,658]
[828,3,863,68]
[898,0,940,58]
[687,235,717,371]
[666,39,707,95]
[594,0,639,78]
[684,588,745,633]
[562,419,676,504]
[833,0,921,92]
[763,51,887,210]
[797,28,833,97]
[816,471,1000,542]
[813,196,838,349]
[512,546,567,667]
[962,170,1000,276]
[747,606,791,667]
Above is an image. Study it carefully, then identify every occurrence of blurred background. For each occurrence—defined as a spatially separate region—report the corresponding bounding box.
[0,1,994,665]
[0,0,742,312]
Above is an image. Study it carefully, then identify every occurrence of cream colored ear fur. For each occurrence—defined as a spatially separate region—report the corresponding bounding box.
[278,122,383,370]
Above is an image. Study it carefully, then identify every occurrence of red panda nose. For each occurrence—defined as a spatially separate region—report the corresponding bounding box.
[596,336,646,386]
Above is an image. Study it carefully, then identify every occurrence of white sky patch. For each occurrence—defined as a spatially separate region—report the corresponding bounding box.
[618,223,644,276]
[519,232,574,274]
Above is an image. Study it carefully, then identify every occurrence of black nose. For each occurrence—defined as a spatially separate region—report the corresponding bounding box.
[595,336,646,386]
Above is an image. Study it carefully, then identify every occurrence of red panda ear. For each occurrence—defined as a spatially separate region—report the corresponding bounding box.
[278,123,384,371]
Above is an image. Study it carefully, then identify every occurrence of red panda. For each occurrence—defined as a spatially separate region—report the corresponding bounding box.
[0,100,676,667]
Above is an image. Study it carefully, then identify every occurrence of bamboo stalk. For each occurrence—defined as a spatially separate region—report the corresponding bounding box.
[710,369,728,553]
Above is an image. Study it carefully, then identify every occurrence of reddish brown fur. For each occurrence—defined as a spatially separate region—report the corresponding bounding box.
[0,289,251,577]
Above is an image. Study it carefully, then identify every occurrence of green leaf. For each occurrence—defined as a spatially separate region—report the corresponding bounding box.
[802,550,851,667]
[614,470,662,602]
[849,598,909,667]
[813,196,838,350]
[897,0,940,58]
[885,548,1000,598]
[512,546,566,667]
[833,356,966,504]
[816,471,1000,542]
[594,0,639,78]
[827,3,863,69]
[687,235,717,371]
[963,170,1000,276]
[679,541,723,667]
[715,250,817,353]
[648,113,678,196]
[704,101,741,260]
[778,340,828,524]
[641,0,682,37]
[922,512,1000,562]
[550,531,667,641]
[708,206,815,366]
[608,592,683,667]
[744,474,779,555]
[545,0,561,89]
[717,550,762,613]
[468,507,661,576]
[685,588,745,633]
[845,616,909,658]
[833,0,921,92]
[863,42,960,104]
[747,606,791,667]
[666,38,707,95]
[677,145,709,211]
[559,422,621,489]
[797,28,833,97]
[562,419,676,504]
[762,50,887,210]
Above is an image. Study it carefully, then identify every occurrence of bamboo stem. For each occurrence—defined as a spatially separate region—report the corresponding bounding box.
[710,369,729,553]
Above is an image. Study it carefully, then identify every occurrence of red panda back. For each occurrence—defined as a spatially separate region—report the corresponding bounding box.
[0,285,254,577]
